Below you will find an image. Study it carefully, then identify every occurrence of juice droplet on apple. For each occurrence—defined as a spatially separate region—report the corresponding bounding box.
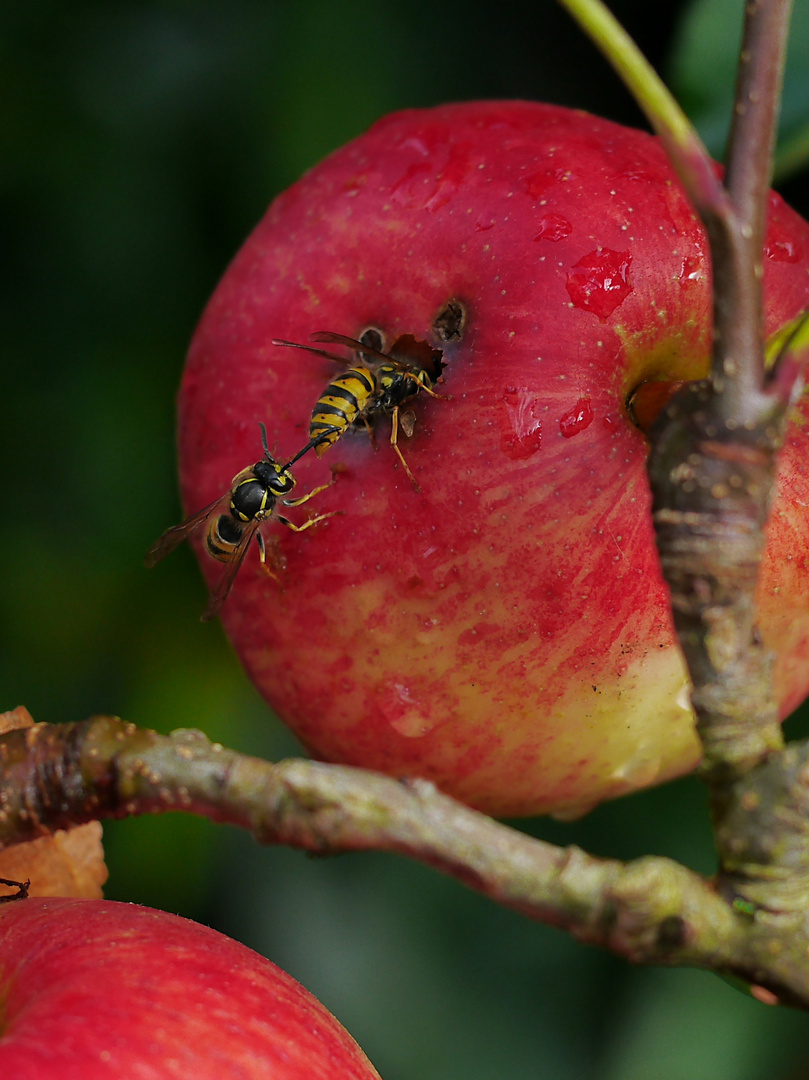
[559,397,593,438]
[499,387,543,459]
[566,248,633,319]
[533,214,572,242]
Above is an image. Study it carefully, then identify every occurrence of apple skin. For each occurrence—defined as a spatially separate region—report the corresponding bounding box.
[0,897,381,1079]
[177,101,809,819]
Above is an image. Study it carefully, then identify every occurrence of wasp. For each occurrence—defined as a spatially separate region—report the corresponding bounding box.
[271,330,444,491]
[145,424,339,621]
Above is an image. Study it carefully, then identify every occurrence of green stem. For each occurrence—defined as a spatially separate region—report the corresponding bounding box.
[555,0,726,218]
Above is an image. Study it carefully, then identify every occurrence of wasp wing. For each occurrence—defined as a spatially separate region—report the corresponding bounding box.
[145,496,225,568]
[200,518,261,622]
[309,331,400,367]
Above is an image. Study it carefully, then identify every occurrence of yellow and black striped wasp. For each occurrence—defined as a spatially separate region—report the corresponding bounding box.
[145,423,339,621]
[271,330,444,491]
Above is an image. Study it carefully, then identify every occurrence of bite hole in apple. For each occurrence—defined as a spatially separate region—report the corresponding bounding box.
[432,298,467,343]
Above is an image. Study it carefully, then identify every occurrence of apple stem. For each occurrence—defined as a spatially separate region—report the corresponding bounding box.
[555,0,731,228]
[725,0,790,259]
[713,0,793,418]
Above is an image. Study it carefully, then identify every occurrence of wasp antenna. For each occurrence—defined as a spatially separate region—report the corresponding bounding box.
[272,337,349,364]
[285,431,334,468]
[258,421,272,459]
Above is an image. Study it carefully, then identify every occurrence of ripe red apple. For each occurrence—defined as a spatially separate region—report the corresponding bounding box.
[175,100,809,819]
[0,897,381,1079]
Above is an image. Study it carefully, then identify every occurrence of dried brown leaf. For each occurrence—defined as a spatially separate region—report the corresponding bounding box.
[0,707,108,897]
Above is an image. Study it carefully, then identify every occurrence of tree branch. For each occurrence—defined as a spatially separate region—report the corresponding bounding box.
[6,716,809,1006]
[553,0,809,974]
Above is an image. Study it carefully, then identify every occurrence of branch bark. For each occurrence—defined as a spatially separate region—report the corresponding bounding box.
[6,716,809,1005]
[647,0,797,779]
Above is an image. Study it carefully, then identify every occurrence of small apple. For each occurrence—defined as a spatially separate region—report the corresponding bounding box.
[0,897,381,1079]
[175,101,809,819]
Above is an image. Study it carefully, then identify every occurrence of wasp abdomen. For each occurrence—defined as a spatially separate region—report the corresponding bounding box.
[310,367,375,452]
[207,512,243,562]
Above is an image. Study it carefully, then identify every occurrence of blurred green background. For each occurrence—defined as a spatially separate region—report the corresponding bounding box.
[3,0,809,1076]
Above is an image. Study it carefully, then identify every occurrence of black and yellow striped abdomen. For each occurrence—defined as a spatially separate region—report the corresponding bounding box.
[309,366,376,456]
[206,511,244,563]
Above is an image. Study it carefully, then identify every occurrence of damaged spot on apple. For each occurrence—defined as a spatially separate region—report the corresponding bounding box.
[432,298,467,342]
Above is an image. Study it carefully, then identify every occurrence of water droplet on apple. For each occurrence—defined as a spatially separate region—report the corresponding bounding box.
[608,747,663,789]
[566,248,633,320]
[378,679,438,738]
[390,135,474,213]
[498,387,543,459]
[765,235,800,262]
[533,214,572,242]
[679,254,704,283]
[675,683,692,712]
[523,167,567,200]
[559,397,593,438]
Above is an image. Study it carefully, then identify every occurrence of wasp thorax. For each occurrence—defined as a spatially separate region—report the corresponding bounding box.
[255,460,297,496]
[231,477,273,522]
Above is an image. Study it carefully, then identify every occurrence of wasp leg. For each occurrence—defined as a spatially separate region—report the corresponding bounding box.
[283,478,335,509]
[390,406,421,492]
[420,382,445,399]
[255,531,281,581]
[362,414,378,450]
[403,371,446,400]
[277,510,344,532]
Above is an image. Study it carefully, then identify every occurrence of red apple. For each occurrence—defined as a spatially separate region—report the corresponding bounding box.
[174,101,809,819]
[0,897,381,1079]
